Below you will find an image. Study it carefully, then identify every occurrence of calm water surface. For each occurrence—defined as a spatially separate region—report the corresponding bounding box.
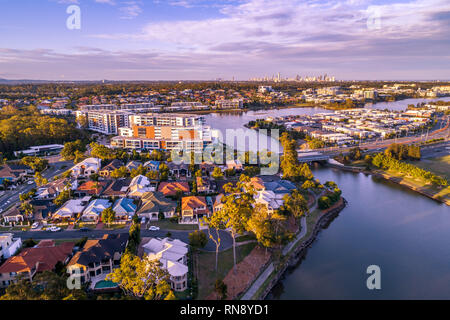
[268,166,450,300]
[203,99,450,299]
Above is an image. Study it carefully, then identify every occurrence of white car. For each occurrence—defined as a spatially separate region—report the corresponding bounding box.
[27,181,34,185]
[48,226,61,232]
[148,226,160,231]
[31,222,39,229]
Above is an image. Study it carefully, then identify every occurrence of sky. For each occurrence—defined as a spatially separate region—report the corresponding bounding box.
[0,0,449,81]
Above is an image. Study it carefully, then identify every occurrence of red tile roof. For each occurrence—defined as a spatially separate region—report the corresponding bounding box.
[0,242,74,274]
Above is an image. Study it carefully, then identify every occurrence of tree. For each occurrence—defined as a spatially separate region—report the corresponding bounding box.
[21,156,48,172]
[211,167,223,180]
[34,172,48,187]
[159,163,169,181]
[214,279,228,300]
[106,253,173,300]
[90,142,115,161]
[61,140,86,161]
[111,166,129,179]
[282,189,308,219]
[127,220,141,254]
[101,207,116,227]
[301,180,316,190]
[214,175,255,272]
[188,230,208,250]
[247,204,275,248]
[53,189,71,207]
[201,214,224,272]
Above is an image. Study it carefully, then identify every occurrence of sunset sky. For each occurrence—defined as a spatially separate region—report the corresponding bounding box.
[0,0,449,80]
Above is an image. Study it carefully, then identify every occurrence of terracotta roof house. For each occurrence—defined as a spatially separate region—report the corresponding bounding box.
[137,192,177,221]
[180,196,210,224]
[158,182,190,197]
[0,242,74,288]
[99,159,123,178]
[66,233,128,285]
[101,178,131,198]
[75,180,109,197]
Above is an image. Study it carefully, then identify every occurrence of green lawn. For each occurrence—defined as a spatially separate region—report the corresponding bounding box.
[412,155,450,181]
[196,242,257,300]
[149,219,198,231]
[74,223,96,229]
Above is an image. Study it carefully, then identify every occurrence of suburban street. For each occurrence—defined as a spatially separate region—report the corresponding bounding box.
[7,226,234,252]
[0,160,73,213]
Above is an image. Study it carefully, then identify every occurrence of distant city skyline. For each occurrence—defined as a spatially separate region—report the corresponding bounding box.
[0,0,449,81]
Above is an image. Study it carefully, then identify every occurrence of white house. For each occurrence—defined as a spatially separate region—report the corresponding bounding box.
[128,175,154,198]
[52,197,91,221]
[0,233,22,261]
[70,158,102,178]
[81,199,111,222]
[254,190,285,214]
[143,238,189,292]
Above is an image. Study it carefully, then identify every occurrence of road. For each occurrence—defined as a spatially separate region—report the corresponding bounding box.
[8,226,234,253]
[0,160,73,213]
[318,115,450,157]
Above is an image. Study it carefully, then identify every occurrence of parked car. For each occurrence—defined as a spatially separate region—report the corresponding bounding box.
[31,222,39,229]
[48,226,61,232]
[27,181,34,185]
[79,227,90,232]
[141,217,146,224]
[148,226,160,231]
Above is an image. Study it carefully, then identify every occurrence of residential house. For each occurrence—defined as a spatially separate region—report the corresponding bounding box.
[75,180,109,197]
[81,199,112,222]
[213,194,224,214]
[112,198,136,220]
[144,160,160,172]
[70,158,102,178]
[158,181,190,197]
[125,161,142,171]
[52,197,91,221]
[0,241,74,288]
[66,234,128,285]
[196,176,213,193]
[142,238,188,292]
[99,159,123,178]
[254,190,285,214]
[35,178,78,200]
[0,164,32,185]
[137,192,177,221]
[128,175,155,198]
[225,159,243,171]
[167,162,191,178]
[29,199,57,221]
[1,206,24,224]
[180,196,210,224]
[0,233,22,261]
[101,178,131,198]
[199,162,216,177]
